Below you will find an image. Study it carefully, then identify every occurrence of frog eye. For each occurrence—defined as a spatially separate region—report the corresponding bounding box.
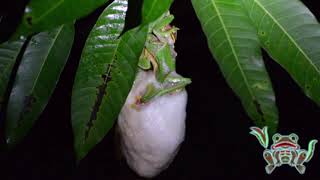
[289,133,298,141]
[273,133,281,142]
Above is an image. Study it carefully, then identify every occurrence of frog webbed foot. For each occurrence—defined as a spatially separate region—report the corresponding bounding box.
[265,165,276,174]
[263,150,277,174]
[295,164,306,174]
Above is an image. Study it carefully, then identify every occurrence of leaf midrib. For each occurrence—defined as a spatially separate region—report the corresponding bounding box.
[28,25,64,96]
[143,0,158,22]
[210,0,257,105]
[32,0,65,24]
[252,0,320,75]
[83,30,121,142]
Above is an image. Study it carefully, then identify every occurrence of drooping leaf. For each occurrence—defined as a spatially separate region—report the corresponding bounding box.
[192,0,278,132]
[71,0,147,160]
[12,0,109,38]
[241,0,320,105]
[0,39,26,108]
[142,0,174,25]
[5,24,74,146]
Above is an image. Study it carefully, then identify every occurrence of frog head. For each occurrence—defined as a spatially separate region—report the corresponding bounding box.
[271,133,300,151]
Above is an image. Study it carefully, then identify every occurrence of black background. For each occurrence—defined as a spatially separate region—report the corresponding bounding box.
[1,0,320,179]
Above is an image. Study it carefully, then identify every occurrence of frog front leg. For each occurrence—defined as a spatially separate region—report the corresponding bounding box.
[263,150,277,174]
[139,76,191,104]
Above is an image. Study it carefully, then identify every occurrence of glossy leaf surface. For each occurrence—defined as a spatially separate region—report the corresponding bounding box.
[6,24,74,146]
[71,0,147,160]
[192,0,278,131]
[242,0,320,105]
[0,39,25,108]
[142,0,173,25]
[12,0,109,38]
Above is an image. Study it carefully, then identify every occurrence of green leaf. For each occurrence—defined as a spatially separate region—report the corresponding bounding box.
[142,0,173,25]
[192,0,278,132]
[12,0,109,38]
[5,24,74,146]
[241,0,320,105]
[0,39,26,108]
[71,0,147,160]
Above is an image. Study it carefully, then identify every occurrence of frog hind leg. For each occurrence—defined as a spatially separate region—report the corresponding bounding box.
[263,150,276,174]
[294,150,307,174]
[295,164,306,174]
[265,164,276,174]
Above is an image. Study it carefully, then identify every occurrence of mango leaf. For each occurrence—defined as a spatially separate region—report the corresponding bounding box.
[5,24,74,146]
[12,0,109,38]
[142,0,173,25]
[192,0,278,132]
[0,39,26,108]
[71,0,147,160]
[241,0,320,105]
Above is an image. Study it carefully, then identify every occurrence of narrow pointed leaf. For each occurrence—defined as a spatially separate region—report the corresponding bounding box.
[192,0,278,131]
[12,0,109,38]
[241,0,320,105]
[0,39,26,108]
[6,24,74,146]
[142,0,173,25]
[71,0,147,160]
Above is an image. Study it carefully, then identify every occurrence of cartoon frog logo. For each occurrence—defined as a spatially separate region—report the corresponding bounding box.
[250,127,317,174]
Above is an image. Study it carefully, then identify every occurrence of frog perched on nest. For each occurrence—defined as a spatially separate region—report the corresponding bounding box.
[116,12,191,178]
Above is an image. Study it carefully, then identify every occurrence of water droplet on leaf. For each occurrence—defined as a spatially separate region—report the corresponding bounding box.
[6,137,11,144]
[19,36,26,40]
[265,41,270,47]
[25,6,32,13]
[259,31,266,36]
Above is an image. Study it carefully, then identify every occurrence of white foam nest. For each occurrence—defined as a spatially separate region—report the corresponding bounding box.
[117,70,187,178]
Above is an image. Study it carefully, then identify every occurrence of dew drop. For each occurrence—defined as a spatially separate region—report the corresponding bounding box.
[313,78,318,83]
[306,85,311,90]
[304,84,313,98]
[25,6,32,13]
[265,41,270,47]
[20,35,26,40]
[6,137,11,144]
[259,31,266,36]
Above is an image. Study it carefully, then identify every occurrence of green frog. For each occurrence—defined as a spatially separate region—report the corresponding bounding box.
[136,12,191,104]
